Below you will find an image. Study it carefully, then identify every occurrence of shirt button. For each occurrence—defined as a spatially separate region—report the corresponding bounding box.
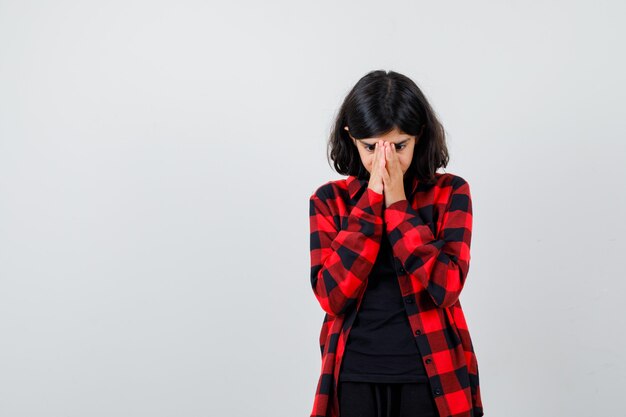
[404,297,414,304]
[399,267,406,273]
[415,329,421,336]
[434,388,442,395]
[425,358,432,364]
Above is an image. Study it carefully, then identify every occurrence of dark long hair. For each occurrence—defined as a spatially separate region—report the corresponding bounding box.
[327,70,449,185]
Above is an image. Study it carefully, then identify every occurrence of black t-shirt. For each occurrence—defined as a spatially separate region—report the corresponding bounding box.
[339,232,428,383]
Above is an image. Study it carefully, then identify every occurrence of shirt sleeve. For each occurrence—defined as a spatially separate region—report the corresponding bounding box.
[383,176,473,309]
[309,187,384,317]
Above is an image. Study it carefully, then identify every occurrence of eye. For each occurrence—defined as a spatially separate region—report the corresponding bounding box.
[363,143,407,152]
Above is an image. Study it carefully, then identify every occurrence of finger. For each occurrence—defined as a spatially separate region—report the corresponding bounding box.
[393,145,401,168]
[385,144,393,168]
[372,142,378,165]
[381,158,390,184]
[389,142,396,163]
[381,146,388,169]
[389,142,399,166]
[373,142,377,164]
[372,142,380,177]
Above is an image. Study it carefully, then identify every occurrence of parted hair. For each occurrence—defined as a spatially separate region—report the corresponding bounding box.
[327,70,449,185]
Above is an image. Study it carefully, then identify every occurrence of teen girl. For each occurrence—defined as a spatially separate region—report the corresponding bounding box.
[308,70,483,417]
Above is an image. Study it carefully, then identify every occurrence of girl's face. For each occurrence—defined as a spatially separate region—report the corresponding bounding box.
[346,126,417,176]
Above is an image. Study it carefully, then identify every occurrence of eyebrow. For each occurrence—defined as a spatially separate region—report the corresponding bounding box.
[361,138,411,146]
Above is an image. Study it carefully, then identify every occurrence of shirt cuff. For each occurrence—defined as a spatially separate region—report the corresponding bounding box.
[384,198,429,232]
[355,187,384,221]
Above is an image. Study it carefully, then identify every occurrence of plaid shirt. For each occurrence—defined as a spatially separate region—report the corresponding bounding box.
[308,172,483,417]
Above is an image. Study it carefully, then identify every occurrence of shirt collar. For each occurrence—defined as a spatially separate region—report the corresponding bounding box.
[346,174,419,200]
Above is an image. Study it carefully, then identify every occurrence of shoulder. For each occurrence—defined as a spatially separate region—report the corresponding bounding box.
[309,178,349,201]
[309,178,352,220]
[435,172,470,191]
[436,173,472,216]
[431,173,472,211]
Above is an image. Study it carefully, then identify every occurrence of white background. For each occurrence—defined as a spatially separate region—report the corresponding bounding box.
[1,1,624,416]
